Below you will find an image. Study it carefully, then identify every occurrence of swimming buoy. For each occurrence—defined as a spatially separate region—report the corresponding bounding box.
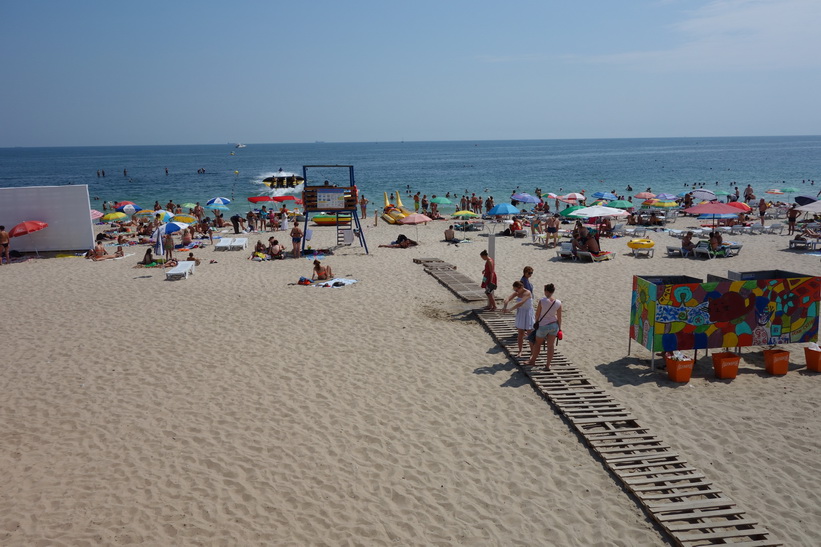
[627,238,655,249]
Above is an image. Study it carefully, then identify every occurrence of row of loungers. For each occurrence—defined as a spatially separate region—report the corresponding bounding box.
[666,242,743,258]
[214,237,248,251]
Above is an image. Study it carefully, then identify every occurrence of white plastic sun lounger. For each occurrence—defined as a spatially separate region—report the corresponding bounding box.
[215,237,233,251]
[230,238,248,250]
[166,261,196,280]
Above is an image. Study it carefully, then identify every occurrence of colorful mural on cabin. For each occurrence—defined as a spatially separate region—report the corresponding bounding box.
[630,275,820,351]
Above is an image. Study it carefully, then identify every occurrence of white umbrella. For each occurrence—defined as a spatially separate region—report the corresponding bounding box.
[796,201,821,213]
[572,205,630,218]
[691,189,717,201]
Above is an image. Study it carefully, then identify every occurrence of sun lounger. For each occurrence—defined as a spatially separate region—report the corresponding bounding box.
[215,237,233,251]
[165,261,196,280]
[556,242,576,260]
[763,222,784,235]
[789,239,816,250]
[666,246,689,257]
[578,251,615,262]
[230,238,248,250]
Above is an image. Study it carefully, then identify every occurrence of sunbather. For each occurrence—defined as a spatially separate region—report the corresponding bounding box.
[681,232,696,255]
[312,259,334,280]
[444,225,459,243]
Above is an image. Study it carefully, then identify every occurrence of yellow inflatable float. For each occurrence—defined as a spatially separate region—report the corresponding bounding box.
[627,238,655,249]
[381,191,414,224]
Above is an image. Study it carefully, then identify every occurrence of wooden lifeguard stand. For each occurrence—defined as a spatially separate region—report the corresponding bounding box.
[300,165,369,254]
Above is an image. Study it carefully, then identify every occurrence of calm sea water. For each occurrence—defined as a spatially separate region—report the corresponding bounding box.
[1,137,819,215]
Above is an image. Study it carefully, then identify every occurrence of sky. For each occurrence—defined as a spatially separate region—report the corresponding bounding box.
[1,0,820,147]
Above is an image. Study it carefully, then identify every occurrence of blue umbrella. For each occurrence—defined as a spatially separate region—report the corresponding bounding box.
[205,203,229,210]
[795,194,818,206]
[487,203,520,215]
[152,221,189,239]
[511,193,540,204]
[656,193,678,200]
[592,191,618,201]
[117,203,143,215]
[207,197,231,206]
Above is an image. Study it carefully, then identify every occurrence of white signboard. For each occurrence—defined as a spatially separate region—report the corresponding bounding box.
[316,188,346,210]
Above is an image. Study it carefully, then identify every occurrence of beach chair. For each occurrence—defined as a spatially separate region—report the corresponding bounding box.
[611,223,626,236]
[666,246,686,257]
[589,251,615,262]
[789,239,813,250]
[725,243,743,256]
[165,261,196,280]
[556,242,575,260]
[625,226,647,237]
[230,238,248,250]
[763,222,784,235]
[215,237,233,251]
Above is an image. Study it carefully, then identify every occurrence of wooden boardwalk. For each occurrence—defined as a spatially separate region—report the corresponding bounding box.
[421,259,781,547]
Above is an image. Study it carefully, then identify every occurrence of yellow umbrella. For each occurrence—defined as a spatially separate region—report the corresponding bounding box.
[171,214,197,224]
[453,210,479,217]
[102,212,126,221]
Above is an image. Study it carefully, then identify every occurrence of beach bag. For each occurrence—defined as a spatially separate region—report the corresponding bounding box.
[527,329,538,344]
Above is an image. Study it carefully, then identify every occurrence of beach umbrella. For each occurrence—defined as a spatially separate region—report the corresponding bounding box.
[559,205,585,218]
[607,200,633,209]
[430,196,452,205]
[542,192,558,199]
[116,203,142,215]
[453,210,479,218]
[727,201,752,212]
[714,190,730,196]
[796,201,821,213]
[487,203,520,216]
[113,201,135,209]
[656,192,678,200]
[511,192,540,204]
[698,213,737,220]
[154,210,175,222]
[205,203,229,211]
[781,187,799,194]
[9,220,49,256]
[171,214,197,224]
[690,189,716,201]
[592,191,618,201]
[181,203,197,209]
[134,209,156,218]
[152,221,188,239]
[795,195,818,206]
[207,197,231,206]
[90,209,103,220]
[572,205,629,218]
[248,196,276,203]
[684,202,742,226]
[398,213,432,240]
[562,192,586,201]
[634,191,656,199]
[102,212,127,222]
[272,195,298,202]
[765,189,784,195]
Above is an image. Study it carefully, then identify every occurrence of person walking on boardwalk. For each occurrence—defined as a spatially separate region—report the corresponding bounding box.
[527,283,562,370]
[480,250,497,311]
[502,280,535,357]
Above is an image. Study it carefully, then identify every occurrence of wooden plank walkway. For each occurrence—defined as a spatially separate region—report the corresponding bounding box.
[420,259,781,547]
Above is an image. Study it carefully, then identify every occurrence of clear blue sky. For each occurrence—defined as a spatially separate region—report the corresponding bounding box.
[2,0,819,147]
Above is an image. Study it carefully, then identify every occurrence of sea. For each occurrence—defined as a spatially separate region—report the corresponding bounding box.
[1,136,820,215]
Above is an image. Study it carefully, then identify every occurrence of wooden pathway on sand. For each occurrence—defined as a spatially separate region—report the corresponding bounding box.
[418,258,781,547]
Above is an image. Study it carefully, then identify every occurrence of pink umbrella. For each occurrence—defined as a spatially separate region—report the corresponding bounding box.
[90,209,104,219]
[398,213,432,240]
[635,192,656,199]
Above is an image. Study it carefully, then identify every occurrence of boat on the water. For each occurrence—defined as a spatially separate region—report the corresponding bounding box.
[235,143,246,148]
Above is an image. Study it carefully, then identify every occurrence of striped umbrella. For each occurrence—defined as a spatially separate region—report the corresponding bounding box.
[102,212,127,222]
[207,197,232,206]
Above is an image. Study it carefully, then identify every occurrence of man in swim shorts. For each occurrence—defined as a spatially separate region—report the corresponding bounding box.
[0,226,9,265]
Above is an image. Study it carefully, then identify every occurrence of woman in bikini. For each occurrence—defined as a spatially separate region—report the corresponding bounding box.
[290,224,303,258]
[312,259,334,280]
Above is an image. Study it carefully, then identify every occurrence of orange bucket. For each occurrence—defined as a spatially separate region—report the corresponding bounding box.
[804,347,821,372]
[665,356,694,383]
[763,349,789,375]
[712,352,740,379]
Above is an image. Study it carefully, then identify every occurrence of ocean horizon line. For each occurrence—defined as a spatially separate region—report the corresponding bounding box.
[3,134,821,150]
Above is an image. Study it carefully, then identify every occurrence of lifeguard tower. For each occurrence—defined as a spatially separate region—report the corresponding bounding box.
[300,165,369,254]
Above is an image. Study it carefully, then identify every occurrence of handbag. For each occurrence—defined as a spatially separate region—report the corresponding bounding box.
[528,300,556,343]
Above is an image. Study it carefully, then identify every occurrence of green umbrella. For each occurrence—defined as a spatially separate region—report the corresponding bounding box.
[559,205,585,218]
[181,202,197,208]
[430,196,452,204]
[607,200,633,209]
[714,190,730,196]
[781,187,799,194]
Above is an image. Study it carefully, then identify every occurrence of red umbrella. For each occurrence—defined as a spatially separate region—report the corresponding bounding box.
[9,220,49,237]
[727,201,752,212]
[248,196,276,203]
[114,200,135,209]
[272,195,297,202]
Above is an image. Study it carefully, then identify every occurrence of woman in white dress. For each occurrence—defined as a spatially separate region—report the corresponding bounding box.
[502,280,535,357]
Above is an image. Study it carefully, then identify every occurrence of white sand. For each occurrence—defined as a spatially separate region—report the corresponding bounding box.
[1,217,820,545]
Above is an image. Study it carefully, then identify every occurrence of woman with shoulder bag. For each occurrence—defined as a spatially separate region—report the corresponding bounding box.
[527,283,562,369]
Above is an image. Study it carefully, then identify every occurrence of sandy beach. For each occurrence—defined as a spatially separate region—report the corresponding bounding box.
[2,215,820,545]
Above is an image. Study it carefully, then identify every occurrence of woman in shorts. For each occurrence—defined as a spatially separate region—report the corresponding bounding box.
[527,283,562,369]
